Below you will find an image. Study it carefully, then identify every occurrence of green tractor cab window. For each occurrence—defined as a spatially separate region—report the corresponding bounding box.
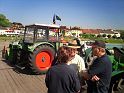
[24,24,60,44]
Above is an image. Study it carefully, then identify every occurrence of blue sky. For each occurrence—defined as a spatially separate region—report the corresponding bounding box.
[0,0,124,29]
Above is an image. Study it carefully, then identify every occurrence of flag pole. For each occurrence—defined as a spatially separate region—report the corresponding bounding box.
[53,14,56,24]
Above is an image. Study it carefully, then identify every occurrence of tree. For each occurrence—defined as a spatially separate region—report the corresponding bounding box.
[102,34,106,38]
[90,34,95,38]
[72,33,76,36]
[97,34,102,38]
[107,35,111,38]
[112,35,117,39]
[11,22,24,30]
[79,34,82,37]
[120,31,124,41]
[0,14,11,27]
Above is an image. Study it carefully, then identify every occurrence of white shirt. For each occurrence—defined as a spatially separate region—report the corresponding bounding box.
[67,54,86,73]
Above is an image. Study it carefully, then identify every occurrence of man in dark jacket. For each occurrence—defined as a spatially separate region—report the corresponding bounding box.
[83,40,112,93]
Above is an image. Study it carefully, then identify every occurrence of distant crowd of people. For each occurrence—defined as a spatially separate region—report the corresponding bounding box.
[45,39,112,93]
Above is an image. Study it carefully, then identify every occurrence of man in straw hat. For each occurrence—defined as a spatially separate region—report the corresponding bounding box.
[67,38,86,73]
[67,38,87,92]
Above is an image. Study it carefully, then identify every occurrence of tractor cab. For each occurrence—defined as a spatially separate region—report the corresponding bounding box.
[23,23,61,44]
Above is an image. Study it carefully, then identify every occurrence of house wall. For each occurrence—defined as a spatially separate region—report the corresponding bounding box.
[64,29,121,38]
[0,29,21,36]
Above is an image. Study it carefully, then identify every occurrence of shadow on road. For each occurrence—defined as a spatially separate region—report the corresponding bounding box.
[1,58,41,75]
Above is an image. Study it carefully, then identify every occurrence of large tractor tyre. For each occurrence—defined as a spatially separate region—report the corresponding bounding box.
[15,50,23,65]
[9,49,18,65]
[29,45,55,74]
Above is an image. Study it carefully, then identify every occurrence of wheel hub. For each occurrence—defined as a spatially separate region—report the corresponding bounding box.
[36,51,52,70]
[41,56,45,62]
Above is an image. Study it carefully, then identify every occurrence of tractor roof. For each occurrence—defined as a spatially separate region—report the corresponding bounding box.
[25,23,60,29]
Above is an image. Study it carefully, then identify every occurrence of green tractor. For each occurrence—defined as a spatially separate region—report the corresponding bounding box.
[85,47,124,92]
[4,23,66,74]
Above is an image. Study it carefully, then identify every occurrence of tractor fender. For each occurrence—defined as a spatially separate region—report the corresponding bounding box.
[112,70,124,77]
[28,42,55,52]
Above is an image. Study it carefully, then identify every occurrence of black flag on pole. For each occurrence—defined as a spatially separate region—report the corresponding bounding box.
[56,15,61,21]
[53,14,61,24]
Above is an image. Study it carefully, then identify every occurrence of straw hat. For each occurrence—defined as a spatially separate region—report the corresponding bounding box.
[67,39,81,48]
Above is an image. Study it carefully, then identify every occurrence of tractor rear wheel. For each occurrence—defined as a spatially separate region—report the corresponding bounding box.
[29,45,55,74]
